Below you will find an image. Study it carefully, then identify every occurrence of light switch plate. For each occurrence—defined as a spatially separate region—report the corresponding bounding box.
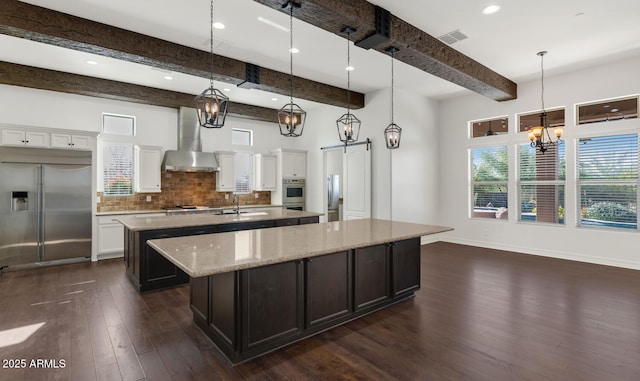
[254,193,259,198]
[146,195,152,202]
[96,196,101,203]
[225,194,229,200]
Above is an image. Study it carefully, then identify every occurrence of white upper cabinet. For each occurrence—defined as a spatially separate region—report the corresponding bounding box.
[254,154,277,191]
[135,145,162,193]
[215,151,236,192]
[1,129,50,147]
[281,150,307,178]
[51,133,91,150]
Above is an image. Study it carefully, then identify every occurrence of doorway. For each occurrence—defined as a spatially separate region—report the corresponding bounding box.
[322,141,372,222]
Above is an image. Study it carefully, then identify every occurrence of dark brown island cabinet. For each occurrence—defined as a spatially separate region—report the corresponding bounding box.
[190,238,421,364]
[122,216,319,291]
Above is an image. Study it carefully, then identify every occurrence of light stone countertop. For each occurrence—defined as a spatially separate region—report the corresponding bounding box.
[147,219,453,277]
[116,208,322,231]
[97,204,281,216]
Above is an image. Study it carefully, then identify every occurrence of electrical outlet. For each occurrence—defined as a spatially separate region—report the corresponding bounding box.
[225,194,229,200]
[146,195,152,202]
[254,193,259,198]
[96,196,101,203]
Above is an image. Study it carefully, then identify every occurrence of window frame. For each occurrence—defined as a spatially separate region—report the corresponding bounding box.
[231,128,253,147]
[575,131,639,231]
[102,142,135,196]
[469,145,509,220]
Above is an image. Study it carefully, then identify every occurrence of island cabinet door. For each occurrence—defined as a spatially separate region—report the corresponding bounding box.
[354,244,390,311]
[391,238,421,297]
[305,251,352,329]
[240,260,304,353]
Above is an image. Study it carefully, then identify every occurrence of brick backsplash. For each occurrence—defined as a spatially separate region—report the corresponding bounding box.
[97,172,271,212]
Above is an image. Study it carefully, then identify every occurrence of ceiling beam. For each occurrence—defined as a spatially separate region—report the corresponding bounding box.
[254,0,517,101]
[0,0,364,109]
[0,61,280,123]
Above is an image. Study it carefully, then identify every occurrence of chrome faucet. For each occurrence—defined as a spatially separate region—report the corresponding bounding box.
[232,194,240,214]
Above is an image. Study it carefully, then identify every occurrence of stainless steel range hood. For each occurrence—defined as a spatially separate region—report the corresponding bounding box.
[161,107,220,172]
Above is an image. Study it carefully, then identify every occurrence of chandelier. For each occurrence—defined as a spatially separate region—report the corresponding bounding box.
[384,47,401,149]
[528,51,563,153]
[278,1,306,137]
[194,0,229,128]
[336,27,361,151]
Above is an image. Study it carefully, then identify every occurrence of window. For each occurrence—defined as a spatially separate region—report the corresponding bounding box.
[470,117,508,138]
[577,133,638,230]
[234,152,253,194]
[518,108,565,133]
[103,143,134,195]
[518,141,566,224]
[232,128,253,146]
[577,96,638,125]
[102,113,135,136]
[471,146,508,219]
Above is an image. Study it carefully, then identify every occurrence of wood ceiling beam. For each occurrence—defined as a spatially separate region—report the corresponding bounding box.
[254,0,517,101]
[0,0,364,109]
[0,61,279,123]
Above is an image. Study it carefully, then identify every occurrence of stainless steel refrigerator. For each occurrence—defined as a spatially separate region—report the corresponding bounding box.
[327,174,340,222]
[0,162,91,268]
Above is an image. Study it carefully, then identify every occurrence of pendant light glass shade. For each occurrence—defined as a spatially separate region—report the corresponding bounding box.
[384,47,401,149]
[336,27,361,149]
[528,51,563,153]
[279,2,305,137]
[195,0,228,128]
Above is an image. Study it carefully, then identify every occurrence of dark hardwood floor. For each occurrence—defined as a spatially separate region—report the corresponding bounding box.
[1,242,640,380]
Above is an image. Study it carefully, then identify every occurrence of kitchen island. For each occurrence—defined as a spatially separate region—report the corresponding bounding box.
[118,209,322,291]
[148,218,452,364]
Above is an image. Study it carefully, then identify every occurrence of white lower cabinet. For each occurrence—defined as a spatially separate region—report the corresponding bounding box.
[97,213,164,259]
[97,216,125,259]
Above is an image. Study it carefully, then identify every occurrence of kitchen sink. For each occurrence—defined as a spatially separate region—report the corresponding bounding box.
[240,212,268,217]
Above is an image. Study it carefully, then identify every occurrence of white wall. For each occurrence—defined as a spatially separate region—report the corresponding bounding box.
[437,54,640,269]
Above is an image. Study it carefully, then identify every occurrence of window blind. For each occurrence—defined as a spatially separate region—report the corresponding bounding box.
[103,144,134,195]
[577,133,638,230]
[518,142,566,224]
[234,152,253,194]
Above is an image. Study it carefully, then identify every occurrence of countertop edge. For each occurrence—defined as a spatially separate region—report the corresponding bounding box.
[147,224,453,278]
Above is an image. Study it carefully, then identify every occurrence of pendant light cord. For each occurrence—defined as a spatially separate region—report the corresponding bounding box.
[346,31,351,114]
[289,4,294,105]
[539,51,546,113]
[391,50,395,123]
[209,0,214,87]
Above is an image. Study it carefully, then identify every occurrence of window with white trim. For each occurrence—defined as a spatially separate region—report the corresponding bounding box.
[471,145,508,219]
[103,143,134,196]
[518,141,566,224]
[234,152,253,194]
[232,128,253,146]
[577,133,638,230]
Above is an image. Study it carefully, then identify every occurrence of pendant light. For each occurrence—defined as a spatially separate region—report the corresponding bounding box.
[527,51,563,153]
[194,0,229,128]
[278,1,306,137]
[336,27,361,152]
[384,47,402,149]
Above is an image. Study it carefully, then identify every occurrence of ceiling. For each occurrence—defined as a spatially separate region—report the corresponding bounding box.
[3,0,640,112]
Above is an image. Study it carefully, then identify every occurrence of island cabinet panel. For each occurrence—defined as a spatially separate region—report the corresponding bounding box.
[217,220,275,233]
[209,272,238,349]
[126,225,217,291]
[354,244,390,311]
[305,251,352,329]
[241,260,304,353]
[299,216,320,225]
[391,238,421,297]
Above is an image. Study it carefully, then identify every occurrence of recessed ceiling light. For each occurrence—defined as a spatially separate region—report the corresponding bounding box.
[346,66,354,71]
[223,88,231,92]
[213,22,225,30]
[289,47,299,54]
[271,98,278,101]
[86,60,98,65]
[164,75,173,80]
[482,5,500,15]
[611,108,619,113]
[603,105,611,108]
